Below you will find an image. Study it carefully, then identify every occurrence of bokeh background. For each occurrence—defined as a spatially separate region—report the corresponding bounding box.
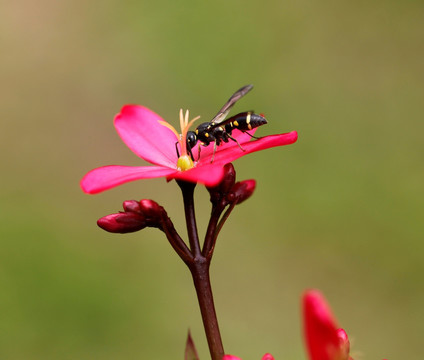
[1,0,423,359]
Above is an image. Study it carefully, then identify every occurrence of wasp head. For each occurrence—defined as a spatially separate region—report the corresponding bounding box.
[186,131,197,151]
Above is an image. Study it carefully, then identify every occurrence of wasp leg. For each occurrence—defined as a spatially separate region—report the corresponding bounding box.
[175,141,180,158]
[188,146,196,161]
[187,140,196,161]
[210,142,218,163]
[242,131,261,140]
[196,143,201,161]
[227,134,246,152]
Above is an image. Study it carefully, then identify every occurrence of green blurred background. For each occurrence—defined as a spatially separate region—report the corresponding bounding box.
[1,0,423,359]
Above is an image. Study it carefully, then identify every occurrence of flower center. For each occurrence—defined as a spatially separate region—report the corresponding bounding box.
[158,109,200,171]
[177,155,194,171]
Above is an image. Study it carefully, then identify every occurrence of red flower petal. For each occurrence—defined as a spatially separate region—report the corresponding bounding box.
[199,131,298,166]
[114,105,178,168]
[168,163,226,187]
[80,165,176,194]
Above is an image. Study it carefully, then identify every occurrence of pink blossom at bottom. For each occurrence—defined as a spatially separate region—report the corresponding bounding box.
[223,353,274,360]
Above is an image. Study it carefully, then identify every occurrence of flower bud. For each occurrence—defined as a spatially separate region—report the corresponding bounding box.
[207,163,236,204]
[97,199,166,234]
[219,163,236,193]
[97,212,147,233]
[227,179,256,205]
[123,200,142,214]
[337,328,352,360]
[139,199,165,223]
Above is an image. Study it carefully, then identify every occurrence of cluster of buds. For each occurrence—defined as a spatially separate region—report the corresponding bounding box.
[207,163,256,207]
[97,199,166,233]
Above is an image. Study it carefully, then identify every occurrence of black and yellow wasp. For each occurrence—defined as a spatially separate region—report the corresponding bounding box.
[185,84,267,160]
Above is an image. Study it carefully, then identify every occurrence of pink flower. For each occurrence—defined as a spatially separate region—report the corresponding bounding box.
[303,290,353,360]
[223,353,274,360]
[80,105,297,194]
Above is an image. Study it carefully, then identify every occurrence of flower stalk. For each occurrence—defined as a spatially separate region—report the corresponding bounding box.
[178,179,224,360]
[190,259,224,360]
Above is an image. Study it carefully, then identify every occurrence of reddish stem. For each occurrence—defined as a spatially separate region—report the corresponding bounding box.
[190,259,224,360]
[178,180,224,360]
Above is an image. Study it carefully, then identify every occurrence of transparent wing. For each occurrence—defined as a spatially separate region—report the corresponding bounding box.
[210,84,253,124]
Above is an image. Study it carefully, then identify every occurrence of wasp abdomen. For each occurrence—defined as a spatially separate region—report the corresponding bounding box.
[225,112,267,133]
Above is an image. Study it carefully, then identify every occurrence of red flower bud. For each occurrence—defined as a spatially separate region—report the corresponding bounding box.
[97,199,166,234]
[97,212,147,233]
[123,200,142,213]
[139,199,161,216]
[218,163,237,193]
[227,179,256,204]
[138,199,165,224]
[336,329,352,360]
[207,163,236,204]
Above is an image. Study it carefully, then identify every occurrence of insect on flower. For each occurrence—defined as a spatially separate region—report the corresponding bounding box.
[184,85,268,161]
[80,85,298,194]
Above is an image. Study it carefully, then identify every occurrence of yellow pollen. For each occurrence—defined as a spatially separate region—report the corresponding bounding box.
[177,155,194,171]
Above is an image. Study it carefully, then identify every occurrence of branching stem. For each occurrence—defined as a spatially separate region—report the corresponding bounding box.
[177,180,225,360]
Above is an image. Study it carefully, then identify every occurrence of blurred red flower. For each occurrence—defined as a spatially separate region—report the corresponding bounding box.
[303,290,353,360]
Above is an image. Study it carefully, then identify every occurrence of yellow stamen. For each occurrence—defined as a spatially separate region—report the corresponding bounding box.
[158,109,201,171]
[184,109,189,126]
[187,116,200,130]
[179,109,185,136]
[158,120,179,139]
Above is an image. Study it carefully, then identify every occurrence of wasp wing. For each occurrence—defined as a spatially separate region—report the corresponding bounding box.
[209,84,253,125]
